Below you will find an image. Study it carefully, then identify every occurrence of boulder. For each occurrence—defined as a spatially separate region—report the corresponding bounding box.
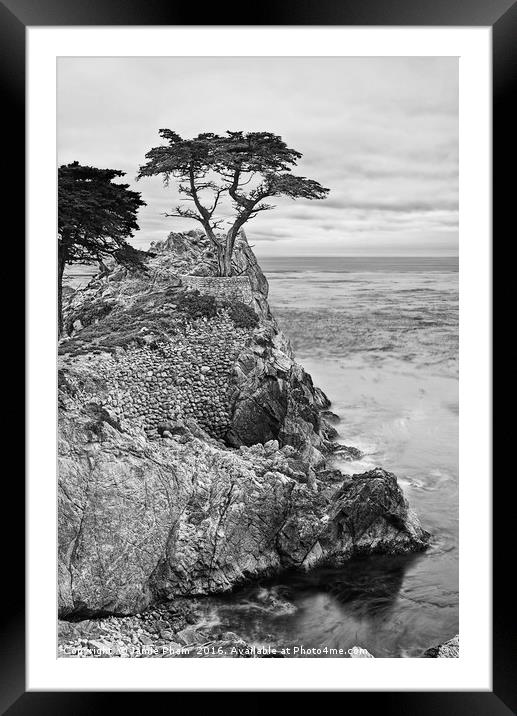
[157,421,190,438]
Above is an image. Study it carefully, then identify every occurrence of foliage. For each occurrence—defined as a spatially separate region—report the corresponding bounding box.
[175,290,218,320]
[222,300,259,329]
[59,287,194,356]
[60,294,171,356]
[65,300,114,336]
[137,130,330,275]
[114,245,155,270]
[58,162,146,266]
[58,286,259,358]
[58,161,147,334]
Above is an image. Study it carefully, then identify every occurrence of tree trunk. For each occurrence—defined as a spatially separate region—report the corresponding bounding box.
[202,225,227,277]
[216,243,226,277]
[58,252,66,337]
[221,230,238,276]
[221,246,232,276]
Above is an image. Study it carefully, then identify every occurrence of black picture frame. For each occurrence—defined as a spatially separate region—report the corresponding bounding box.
[9,0,509,712]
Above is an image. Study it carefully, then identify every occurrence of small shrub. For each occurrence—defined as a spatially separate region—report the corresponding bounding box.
[175,290,218,320]
[58,339,89,356]
[97,332,144,349]
[224,301,259,329]
[66,300,114,335]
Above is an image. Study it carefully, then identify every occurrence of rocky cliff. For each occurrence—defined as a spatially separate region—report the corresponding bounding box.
[422,635,459,658]
[58,230,430,618]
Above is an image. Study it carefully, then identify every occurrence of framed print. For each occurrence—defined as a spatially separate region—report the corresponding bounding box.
[7,0,510,711]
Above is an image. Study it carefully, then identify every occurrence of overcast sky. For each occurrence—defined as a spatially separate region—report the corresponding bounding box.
[58,56,458,257]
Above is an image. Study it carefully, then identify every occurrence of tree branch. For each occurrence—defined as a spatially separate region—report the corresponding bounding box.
[188,167,211,223]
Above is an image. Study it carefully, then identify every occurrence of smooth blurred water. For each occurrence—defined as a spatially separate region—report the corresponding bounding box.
[66,255,459,656]
[196,256,459,657]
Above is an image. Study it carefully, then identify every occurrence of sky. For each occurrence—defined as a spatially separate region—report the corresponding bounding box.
[57,56,458,257]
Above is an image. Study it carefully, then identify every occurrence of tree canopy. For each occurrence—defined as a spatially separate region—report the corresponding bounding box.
[58,161,146,266]
[57,161,146,333]
[138,130,329,275]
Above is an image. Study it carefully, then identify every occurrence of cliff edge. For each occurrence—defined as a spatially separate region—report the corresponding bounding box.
[58,230,430,617]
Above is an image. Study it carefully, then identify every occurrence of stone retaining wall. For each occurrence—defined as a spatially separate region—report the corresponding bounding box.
[71,315,251,439]
[180,275,253,305]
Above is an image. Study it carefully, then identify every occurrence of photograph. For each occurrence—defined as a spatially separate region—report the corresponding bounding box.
[56,55,460,660]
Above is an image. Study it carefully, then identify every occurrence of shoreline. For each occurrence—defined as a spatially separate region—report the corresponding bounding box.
[57,234,448,657]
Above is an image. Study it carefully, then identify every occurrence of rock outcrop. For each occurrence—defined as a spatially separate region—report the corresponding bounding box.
[346,636,459,659]
[58,600,281,658]
[422,635,459,658]
[58,404,429,617]
[58,228,430,619]
[227,322,332,466]
[60,229,336,460]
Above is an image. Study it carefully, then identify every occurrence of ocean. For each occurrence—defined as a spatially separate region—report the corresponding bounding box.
[65,255,459,657]
[197,255,459,657]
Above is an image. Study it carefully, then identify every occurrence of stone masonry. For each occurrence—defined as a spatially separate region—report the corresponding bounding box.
[66,313,251,439]
[179,275,253,305]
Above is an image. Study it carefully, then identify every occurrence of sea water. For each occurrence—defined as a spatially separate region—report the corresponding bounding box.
[198,256,459,658]
[65,255,459,657]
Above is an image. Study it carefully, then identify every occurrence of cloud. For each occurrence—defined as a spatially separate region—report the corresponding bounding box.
[58,56,458,256]
[337,200,459,213]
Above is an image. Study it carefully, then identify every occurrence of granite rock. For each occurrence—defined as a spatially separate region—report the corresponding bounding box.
[422,635,459,658]
[58,404,429,617]
[58,227,430,620]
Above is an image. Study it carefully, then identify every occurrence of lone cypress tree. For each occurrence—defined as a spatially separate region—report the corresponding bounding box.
[138,130,329,275]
